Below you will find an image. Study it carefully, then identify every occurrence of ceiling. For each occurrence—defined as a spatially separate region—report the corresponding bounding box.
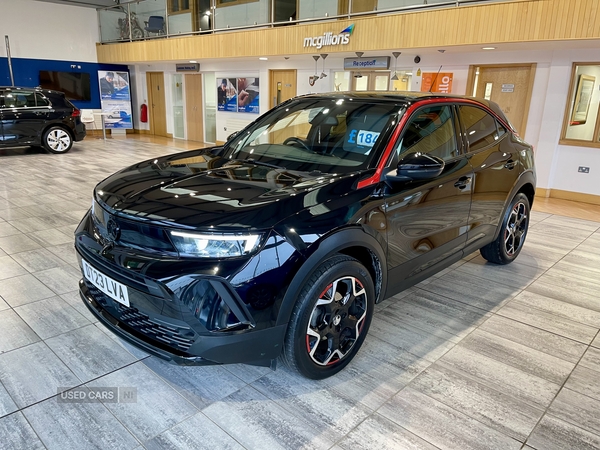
[34,0,119,8]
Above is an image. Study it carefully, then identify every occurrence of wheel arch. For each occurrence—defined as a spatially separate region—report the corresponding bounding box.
[275,226,387,328]
[492,170,536,242]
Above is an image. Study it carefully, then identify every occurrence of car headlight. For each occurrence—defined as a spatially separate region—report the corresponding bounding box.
[170,231,261,258]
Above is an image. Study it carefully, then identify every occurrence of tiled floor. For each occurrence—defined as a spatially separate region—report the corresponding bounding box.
[1,138,600,449]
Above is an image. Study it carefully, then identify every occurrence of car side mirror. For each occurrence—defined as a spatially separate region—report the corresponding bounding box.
[397,153,445,180]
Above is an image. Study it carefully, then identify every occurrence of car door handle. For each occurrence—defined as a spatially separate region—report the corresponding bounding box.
[505,159,516,170]
[454,176,472,189]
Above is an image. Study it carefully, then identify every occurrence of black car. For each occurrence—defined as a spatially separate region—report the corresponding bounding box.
[75,92,535,379]
[0,86,86,153]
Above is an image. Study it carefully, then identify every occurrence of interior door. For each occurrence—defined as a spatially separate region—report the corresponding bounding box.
[467,64,536,136]
[351,71,390,91]
[147,72,168,137]
[385,104,472,291]
[270,70,297,109]
[185,74,204,143]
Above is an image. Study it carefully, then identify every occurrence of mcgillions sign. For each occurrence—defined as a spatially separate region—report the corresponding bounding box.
[303,24,354,49]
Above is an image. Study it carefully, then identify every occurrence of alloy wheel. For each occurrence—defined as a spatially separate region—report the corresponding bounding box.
[306,276,368,366]
[504,201,528,256]
[46,129,71,153]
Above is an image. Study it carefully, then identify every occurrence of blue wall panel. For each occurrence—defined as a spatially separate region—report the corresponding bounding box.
[0,57,128,109]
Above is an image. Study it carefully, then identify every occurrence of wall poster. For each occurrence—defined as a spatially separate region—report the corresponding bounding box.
[217,78,238,112]
[98,70,133,129]
[217,77,260,113]
[420,72,453,93]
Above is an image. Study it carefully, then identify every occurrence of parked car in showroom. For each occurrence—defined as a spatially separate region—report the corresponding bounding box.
[75,92,535,379]
[0,86,86,153]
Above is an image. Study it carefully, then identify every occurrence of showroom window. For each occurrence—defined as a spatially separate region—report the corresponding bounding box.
[561,63,600,147]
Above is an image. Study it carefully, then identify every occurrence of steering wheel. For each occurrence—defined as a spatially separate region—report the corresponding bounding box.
[283,137,311,152]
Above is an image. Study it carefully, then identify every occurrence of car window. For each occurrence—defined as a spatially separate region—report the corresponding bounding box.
[3,90,36,108]
[36,93,50,107]
[459,105,502,151]
[396,105,459,161]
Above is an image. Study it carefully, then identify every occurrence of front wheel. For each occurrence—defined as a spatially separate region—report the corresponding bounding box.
[132,26,144,40]
[281,255,375,379]
[43,126,73,154]
[480,192,530,264]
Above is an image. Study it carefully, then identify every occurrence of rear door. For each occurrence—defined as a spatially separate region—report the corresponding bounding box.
[457,104,521,251]
[384,103,473,290]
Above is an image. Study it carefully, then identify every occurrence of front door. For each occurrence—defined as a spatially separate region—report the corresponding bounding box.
[147,72,168,137]
[0,89,50,145]
[385,104,472,291]
[351,71,390,91]
[185,74,204,143]
[467,64,536,136]
[270,70,297,109]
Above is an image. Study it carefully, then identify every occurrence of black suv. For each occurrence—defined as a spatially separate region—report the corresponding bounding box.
[75,92,535,379]
[0,86,86,153]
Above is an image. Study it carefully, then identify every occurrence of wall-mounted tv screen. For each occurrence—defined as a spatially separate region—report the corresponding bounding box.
[39,71,91,101]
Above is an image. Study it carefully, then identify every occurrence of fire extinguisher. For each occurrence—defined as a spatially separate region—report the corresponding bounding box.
[140,103,148,123]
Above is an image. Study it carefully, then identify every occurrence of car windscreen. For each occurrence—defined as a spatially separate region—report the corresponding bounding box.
[223,98,402,173]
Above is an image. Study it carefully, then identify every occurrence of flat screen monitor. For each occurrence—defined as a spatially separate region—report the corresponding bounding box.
[39,71,91,101]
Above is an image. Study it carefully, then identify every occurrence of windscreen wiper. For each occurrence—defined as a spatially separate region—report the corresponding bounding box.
[235,158,286,170]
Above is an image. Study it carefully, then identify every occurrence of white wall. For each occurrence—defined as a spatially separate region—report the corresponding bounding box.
[0,0,98,62]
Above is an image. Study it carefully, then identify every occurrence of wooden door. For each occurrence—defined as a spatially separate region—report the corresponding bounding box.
[270,70,297,109]
[146,72,168,137]
[467,64,536,136]
[185,74,204,143]
[351,71,390,91]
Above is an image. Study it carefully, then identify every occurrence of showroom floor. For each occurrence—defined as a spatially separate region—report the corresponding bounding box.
[0,137,599,450]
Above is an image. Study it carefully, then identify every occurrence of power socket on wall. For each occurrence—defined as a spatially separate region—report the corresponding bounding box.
[578,166,590,173]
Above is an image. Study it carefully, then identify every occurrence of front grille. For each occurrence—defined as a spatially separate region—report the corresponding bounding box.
[84,280,196,352]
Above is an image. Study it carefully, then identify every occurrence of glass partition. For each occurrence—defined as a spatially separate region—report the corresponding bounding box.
[214,0,270,30]
[297,0,338,20]
[203,72,217,143]
[132,0,168,38]
[173,74,185,139]
[99,5,131,42]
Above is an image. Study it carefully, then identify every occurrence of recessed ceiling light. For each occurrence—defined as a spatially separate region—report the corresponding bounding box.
[259,57,268,61]
[189,60,197,63]
[482,47,496,50]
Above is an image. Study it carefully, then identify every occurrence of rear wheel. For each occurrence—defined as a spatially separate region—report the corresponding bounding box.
[43,126,73,154]
[480,193,530,264]
[282,255,374,379]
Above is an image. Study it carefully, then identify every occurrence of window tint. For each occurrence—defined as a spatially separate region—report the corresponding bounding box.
[36,93,50,107]
[459,106,501,151]
[397,105,458,160]
[3,90,36,108]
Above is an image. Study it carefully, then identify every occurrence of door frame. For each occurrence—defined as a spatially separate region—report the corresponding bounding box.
[465,63,536,135]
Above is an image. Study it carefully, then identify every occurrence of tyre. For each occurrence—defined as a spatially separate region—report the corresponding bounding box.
[282,255,375,379]
[43,126,73,154]
[132,27,144,40]
[480,192,530,264]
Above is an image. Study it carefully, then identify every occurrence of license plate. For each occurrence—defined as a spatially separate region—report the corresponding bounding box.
[82,259,130,307]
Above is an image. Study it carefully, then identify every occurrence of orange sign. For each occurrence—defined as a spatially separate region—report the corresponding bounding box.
[421,72,453,93]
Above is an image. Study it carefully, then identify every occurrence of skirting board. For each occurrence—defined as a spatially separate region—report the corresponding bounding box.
[535,188,600,206]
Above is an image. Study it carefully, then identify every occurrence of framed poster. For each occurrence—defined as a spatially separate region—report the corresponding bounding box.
[237,77,260,113]
[570,74,595,125]
[98,70,132,129]
[217,78,238,112]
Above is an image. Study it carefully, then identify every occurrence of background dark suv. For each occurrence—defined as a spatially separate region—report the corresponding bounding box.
[0,86,86,153]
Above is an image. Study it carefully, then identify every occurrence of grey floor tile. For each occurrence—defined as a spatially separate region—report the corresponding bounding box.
[0,255,28,281]
[477,315,587,364]
[87,362,197,441]
[27,228,73,247]
[0,273,56,307]
[33,265,81,295]
[378,387,521,450]
[0,207,33,222]
[0,297,8,311]
[144,412,244,450]
[203,385,334,450]
[526,279,600,313]
[0,234,41,254]
[548,388,600,436]
[418,269,521,312]
[252,367,372,442]
[15,296,90,340]
[438,346,560,409]
[528,414,600,450]
[0,341,80,409]
[0,222,20,238]
[8,217,51,234]
[10,248,67,273]
[336,413,438,450]
[23,391,139,450]
[46,324,137,383]
[593,333,600,349]
[457,329,575,384]
[46,243,79,267]
[538,215,600,232]
[497,299,598,344]
[223,363,271,384]
[0,382,18,418]
[0,309,40,354]
[409,364,544,441]
[0,412,45,450]
[60,290,98,323]
[579,346,600,372]
[94,323,152,361]
[525,231,581,254]
[564,365,600,402]
[455,256,545,290]
[142,357,247,410]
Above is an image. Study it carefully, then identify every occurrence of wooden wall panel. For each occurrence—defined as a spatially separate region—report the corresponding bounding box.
[97,0,600,64]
